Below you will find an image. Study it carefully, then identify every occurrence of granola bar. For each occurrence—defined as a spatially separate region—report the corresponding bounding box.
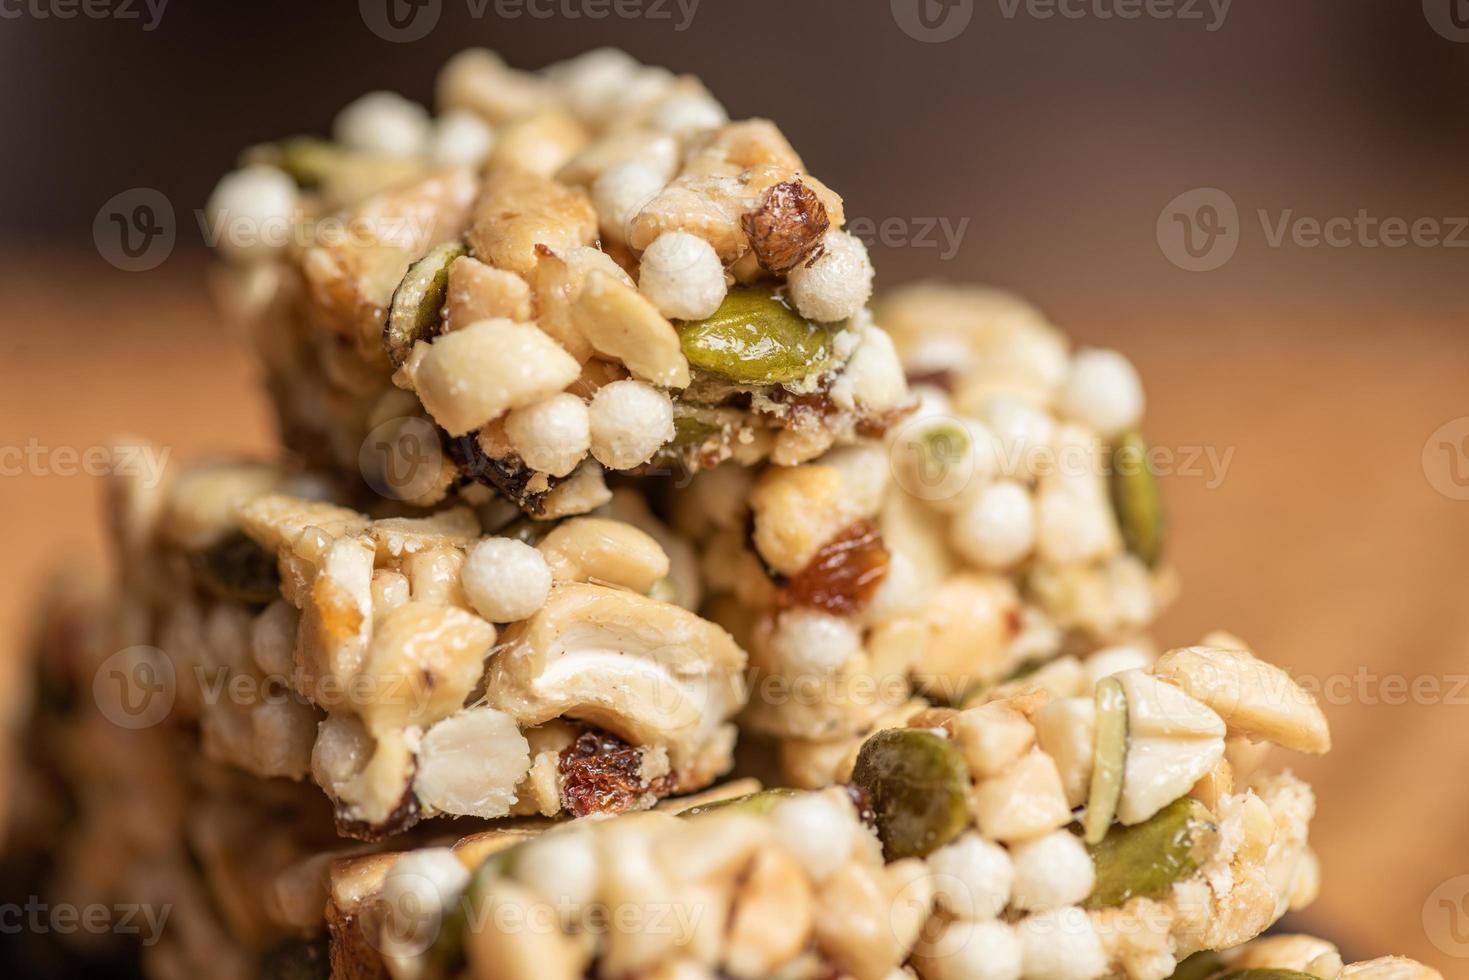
[209,49,912,517]
[99,446,746,838]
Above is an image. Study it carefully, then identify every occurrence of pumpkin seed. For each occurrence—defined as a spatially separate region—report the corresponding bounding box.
[384,242,467,367]
[1083,675,1128,844]
[676,286,830,385]
[1083,797,1216,909]
[1110,429,1165,567]
[851,728,971,860]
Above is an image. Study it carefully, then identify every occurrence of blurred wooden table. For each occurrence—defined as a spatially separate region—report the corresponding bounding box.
[3,257,1467,969]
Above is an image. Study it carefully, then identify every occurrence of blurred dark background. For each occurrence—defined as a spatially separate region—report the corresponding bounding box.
[2,1,1468,971]
[2,0,1469,319]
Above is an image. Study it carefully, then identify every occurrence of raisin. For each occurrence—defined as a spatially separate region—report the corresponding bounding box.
[558,728,670,817]
[779,520,890,615]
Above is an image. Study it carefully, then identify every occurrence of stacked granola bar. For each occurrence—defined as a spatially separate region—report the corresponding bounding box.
[5,47,1443,980]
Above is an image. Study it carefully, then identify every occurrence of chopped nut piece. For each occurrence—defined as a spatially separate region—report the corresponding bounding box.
[468,164,598,277]
[742,178,830,274]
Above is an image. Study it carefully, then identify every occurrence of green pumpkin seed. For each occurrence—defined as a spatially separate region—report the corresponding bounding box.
[1083,675,1128,844]
[680,787,798,818]
[1166,951,1226,980]
[429,842,523,972]
[1110,429,1165,567]
[190,531,280,606]
[384,242,467,367]
[676,286,830,385]
[1083,797,1216,909]
[851,728,971,861]
[272,137,345,189]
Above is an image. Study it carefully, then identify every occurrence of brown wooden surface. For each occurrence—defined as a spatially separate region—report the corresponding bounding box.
[3,259,1467,968]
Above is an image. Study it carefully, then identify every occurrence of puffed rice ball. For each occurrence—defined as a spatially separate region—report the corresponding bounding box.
[1015,906,1108,980]
[588,380,675,470]
[637,231,727,320]
[381,848,471,939]
[462,537,552,622]
[954,480,1036,569]
[769,610,864,676]
[1008,831,1095,911]
[652,91,728,133]
[1058,348,1144,437]
[593,161,669,245]
[551,48,639,123]
[924,832,1013,920]
[770,790,860,881]
[611,66,676,117]
[504,393,591,478]
[984,399,1056,479]
[333,91,431,158]
[428,109,496,167]
[205,165,299,262]
[914,918,1023,980]
[513,829,600,916]
[1036,487,1115,565]
[786,230,875,324]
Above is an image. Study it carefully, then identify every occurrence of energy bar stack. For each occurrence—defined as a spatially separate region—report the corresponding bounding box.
[4,47,1443,980]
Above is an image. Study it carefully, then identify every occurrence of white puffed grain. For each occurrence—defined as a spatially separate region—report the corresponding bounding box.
[770,790,859,881]
[333,91,431,157]
[588,380,675,470]
[786,230,875,324]
[504,393,591,477]
[429,109,496,167]
[637,231,727,320]
[769,610,863,676]
[1008,831,1095,912]
[462,537,552,623]
[953,480,1036,570]
[592,161,669,245]
[1058,348,1144,437]
[205,166,299,262]
[651,91,728,133]
[924,832,1013,920]
[914,918,1023,980]
[1015,906,1107,980]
